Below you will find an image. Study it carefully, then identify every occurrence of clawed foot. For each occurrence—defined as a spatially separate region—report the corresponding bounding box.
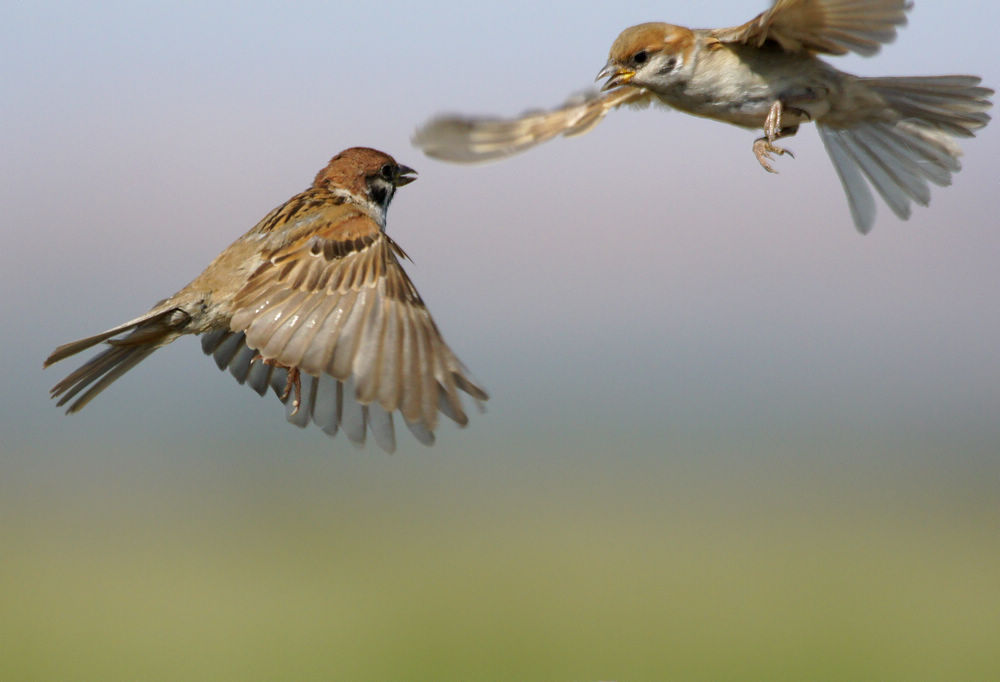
[251,354,302,415]
[754,100,796,173]
[753,137,794,173]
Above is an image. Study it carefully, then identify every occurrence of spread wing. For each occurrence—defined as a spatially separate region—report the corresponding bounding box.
[413,87,650,163]
[712,0,911,57]
[205,205,487,450]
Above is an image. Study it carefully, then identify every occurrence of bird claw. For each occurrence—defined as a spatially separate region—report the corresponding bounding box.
[753,137,793,173]
[753,99,801,172]
[251,353,302,415]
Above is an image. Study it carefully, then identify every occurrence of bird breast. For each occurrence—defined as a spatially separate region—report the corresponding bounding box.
[651,39,836,128]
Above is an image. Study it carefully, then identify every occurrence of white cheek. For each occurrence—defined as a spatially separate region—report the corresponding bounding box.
[643,55,684,84]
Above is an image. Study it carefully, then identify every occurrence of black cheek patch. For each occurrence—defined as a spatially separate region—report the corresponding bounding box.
[368,182,391,209]
[658,58,678,75]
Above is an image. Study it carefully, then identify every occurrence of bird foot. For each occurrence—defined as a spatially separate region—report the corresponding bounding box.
[251,354,302,415]
[752,137,794,173]
[754,100,798,173]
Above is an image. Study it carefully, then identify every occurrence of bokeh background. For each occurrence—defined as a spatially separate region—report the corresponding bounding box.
[3,1,999,680]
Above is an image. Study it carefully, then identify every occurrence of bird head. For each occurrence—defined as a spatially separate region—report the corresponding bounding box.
[598,23,695,91]
[314,147,417,218]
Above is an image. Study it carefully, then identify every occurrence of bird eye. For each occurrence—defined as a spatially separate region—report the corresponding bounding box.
[379,163,395,181]
[632,50,648,65]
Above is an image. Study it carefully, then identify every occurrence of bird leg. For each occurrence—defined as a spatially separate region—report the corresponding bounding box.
[753,100,801,173]
[251,354,302,415]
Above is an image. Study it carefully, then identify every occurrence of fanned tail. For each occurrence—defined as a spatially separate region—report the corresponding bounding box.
[819,75,992,233]
[45,308,191,413]
[865,76,993,137]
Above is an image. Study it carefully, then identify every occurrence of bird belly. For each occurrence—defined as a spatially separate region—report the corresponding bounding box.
[655,48,833,129]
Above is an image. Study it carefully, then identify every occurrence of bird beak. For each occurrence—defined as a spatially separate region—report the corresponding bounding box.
[396,165,417,186]
[597,62,635,91]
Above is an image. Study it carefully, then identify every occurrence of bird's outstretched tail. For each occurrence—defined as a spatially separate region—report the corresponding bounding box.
[45,308,191,413]
[819,75,992,232]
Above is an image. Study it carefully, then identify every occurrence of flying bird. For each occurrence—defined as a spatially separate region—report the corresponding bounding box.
[45,147,487,452]
[414,0,992,232]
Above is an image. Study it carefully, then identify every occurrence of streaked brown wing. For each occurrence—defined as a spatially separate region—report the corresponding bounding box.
[712,0,910,57]
[413,87,650,162]
[228,212,487,436]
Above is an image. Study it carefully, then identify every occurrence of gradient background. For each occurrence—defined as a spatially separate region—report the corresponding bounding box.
[3,1,999,680]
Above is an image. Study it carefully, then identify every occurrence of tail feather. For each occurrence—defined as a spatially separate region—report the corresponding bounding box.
[46,308,190,413]
[52,345,160,412]
[865,75,992,136]
[44,304,171,367]
[855,125,939,191]
[820,127,877,230]
[819,75,992,232]
[837,129,914,220]
[851,126,931,204]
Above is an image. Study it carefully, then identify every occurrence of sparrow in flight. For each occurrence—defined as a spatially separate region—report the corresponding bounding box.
[45,147,487,452]
[414,0,992,232]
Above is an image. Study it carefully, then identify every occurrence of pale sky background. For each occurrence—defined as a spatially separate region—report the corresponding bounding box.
[3,0,999,463]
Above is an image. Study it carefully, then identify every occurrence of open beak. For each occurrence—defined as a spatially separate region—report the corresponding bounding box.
[596,62,635,91]
[395,164,417,186]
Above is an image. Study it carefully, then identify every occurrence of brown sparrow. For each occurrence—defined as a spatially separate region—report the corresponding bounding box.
[414,0,993,233]
[44,147,487,452]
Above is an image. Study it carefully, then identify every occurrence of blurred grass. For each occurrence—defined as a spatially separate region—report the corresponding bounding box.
[3,437,999,682]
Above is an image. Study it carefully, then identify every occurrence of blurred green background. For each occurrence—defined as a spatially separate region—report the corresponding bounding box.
[4,1,999,680]
[5,431,999,681]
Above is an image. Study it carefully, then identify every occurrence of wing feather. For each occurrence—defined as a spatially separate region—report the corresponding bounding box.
[413,309,438,431]
[224,209,486,450]
[330,286,374,379]
[376,293,402,411]
[398,302,421,424]
[413,87,650,162]
[713,0,911,57]
[312,373,342,435]
[353,287,386,405]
